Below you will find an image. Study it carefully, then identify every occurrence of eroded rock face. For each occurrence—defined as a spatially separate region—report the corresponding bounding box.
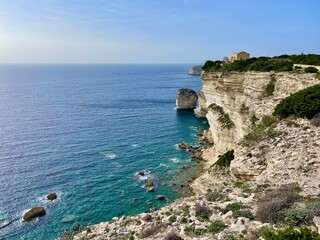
[23,207,46,222]
[176,89,197,109]
[188,66,202,75]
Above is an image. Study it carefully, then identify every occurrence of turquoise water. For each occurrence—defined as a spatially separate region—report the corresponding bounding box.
[0,64,207,239]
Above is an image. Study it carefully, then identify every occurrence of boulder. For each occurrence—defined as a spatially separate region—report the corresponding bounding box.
[310,113,320,127]
[313,216,320,233]
[141,214,152,221]
[47,193,57,201]
[176,89,198,109]
[138,171,145,176]
[147,187,155,192]
[178,141,190,150]
[23,207,46,222]
[144,180,154,188]
[156,195,166,200]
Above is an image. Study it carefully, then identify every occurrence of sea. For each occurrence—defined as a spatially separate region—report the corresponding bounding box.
[0,64,208,240]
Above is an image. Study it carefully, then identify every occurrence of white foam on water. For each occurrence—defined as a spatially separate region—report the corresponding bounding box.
[172,107,177,110]
[105,152,116,159]
[169,158,180,163]
[174,144,180,150]
[131,144,141,148]
[133,170,152,181]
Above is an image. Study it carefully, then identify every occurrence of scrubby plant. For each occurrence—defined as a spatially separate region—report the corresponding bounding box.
[263,75,276,97]
[195,202,212,220]
[242,115,279,146]
[205,189,225,202]
[208,220,226,234]
[304,66,319,73]
[273,84,320,119]
[184,226,207,236]
[233,209,255,220]
[169,215,177,223]
[256,184,301,223]
[221,203,246,214]
[260,226,320,240]
[208,103,235,129]
[316,72,320,80]
[214,149,234,167]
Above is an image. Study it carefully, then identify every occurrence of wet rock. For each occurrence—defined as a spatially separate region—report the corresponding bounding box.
[156,195,166,201]
[147,187,155,192]
[144,180,154,188]
[141,214,152,222]
[138,171,145,176]
[23,207,46,222]
[176,89,198,109]
[47,193,57,201]
[178,141,190,150]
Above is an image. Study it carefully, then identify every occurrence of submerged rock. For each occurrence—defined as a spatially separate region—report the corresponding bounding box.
[23,207,46,222]
[47,193,57,201]
[176,89,198,109]
[178,141,190,150]
[156,195,166,200]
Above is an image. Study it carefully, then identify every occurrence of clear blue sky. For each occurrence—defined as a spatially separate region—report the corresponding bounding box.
[0,0,319,63]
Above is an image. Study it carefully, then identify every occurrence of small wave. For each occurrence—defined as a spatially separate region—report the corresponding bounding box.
[105,152,116,159]
[174,144,180,150]
[131,144,141,148]
[133,170,152,181]
[169,158,180,163]
[173,107,177,110]
[38,191,62,204]
[159,163,169,170]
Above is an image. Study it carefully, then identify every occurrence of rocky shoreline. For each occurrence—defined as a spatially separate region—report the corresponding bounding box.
[64,71,320,240]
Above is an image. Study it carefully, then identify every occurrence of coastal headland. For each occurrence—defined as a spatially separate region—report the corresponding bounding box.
[63,54,320,240]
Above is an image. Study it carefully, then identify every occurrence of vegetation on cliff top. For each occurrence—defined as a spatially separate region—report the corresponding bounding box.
[273,84,320,119]
[202,54,320,73]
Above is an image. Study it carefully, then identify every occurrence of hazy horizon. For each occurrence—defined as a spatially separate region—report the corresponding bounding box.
[1,0,319,64]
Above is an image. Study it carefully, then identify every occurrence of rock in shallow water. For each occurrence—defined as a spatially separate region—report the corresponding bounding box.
[47,193,57,201]
[23,207,46,222]
[176,89,197,109]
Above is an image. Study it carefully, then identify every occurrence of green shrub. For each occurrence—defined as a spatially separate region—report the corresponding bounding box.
[169,215,177,223]
[260,226,320,240]
[208,103,235,129]
[233,209,255,220]
[202,60,223,72]
[195,202,212,220]
[264,75,276,97]
[316,72,320,80]
[256,184,301,223]
[242,115,279,146]
[221,203,246,214]
[184,226,207,236]
[208,220,226,234]
[214,150,234,167]
[273,84,320,119]
[205,189,225,202]
[304,66,319,73]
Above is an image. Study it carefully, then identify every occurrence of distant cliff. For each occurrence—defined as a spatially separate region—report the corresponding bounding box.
[188,65,202,75]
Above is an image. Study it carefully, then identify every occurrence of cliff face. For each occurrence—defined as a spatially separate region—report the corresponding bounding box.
[192,71,319,194]
[195,71,317,155]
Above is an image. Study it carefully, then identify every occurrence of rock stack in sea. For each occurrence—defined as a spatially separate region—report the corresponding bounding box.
[176,89,198,109]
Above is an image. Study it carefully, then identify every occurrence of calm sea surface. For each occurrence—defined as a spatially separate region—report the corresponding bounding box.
[0,64,207,239]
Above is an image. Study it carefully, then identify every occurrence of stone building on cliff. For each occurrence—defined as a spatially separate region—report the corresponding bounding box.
[229,51,250,62]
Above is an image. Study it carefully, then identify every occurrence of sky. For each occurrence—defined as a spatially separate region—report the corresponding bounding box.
[0,0,319,63]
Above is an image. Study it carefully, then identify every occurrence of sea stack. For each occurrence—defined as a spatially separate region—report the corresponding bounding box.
[176,89,198,109]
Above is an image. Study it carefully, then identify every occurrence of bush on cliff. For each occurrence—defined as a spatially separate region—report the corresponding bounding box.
[214,149,234,167]
[256,184,301,223]
[242,115,279,146]
[202,60,223,72]
[273,84,320,119]
[304,66,319,73]
[260,226,320,240]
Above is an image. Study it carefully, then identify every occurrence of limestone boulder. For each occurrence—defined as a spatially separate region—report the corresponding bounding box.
[176,89,197,109]
[23,207,46,222]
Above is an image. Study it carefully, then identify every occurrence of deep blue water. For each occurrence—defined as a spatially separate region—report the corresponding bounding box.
[0,64,207,240]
